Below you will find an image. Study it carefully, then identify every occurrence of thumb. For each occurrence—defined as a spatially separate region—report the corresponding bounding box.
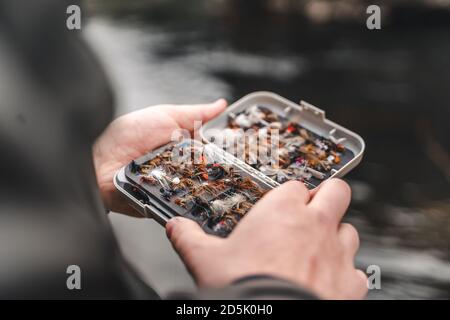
[163,99,228,131]
[166,217,214,258]
[197,98,228,123]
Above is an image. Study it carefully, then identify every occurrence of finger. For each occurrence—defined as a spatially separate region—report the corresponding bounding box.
[166,217,216,258]
[269,181,309,204]
[307,178,351,225]
[163,99,228,131]
[267,180,310,206]
[338,223,360,257]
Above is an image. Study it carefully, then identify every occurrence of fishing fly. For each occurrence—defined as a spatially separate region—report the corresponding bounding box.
[131,143,268,236]
[224,105,352,187]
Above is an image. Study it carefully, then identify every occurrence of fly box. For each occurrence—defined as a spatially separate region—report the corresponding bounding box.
[114,92,365,236]
[114,139,275,237]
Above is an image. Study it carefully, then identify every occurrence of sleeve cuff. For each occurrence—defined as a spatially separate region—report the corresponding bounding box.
[167,274,319,300]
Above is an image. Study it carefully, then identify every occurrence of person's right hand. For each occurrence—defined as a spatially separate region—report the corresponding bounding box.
[166,178,367,300]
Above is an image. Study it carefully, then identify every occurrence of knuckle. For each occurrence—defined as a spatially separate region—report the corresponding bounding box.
[312,207,334,226]
[269,185,296,200]
[278,181,307,198]
[287,180,308,192]
[263,192,297,211]
[265,181,309,210]
[288,181,309,200]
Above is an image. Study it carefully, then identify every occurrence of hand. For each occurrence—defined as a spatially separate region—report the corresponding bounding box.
[166,178,368,299]
[93,99,227,216]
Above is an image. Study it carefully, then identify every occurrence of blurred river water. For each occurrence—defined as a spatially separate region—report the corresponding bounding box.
[84,1,450,299]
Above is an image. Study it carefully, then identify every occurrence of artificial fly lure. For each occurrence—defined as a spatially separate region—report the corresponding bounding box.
[132,143,268,236]
[222,105,352,187]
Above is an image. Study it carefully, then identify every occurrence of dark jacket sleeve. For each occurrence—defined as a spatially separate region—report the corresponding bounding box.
[168,276,318,300]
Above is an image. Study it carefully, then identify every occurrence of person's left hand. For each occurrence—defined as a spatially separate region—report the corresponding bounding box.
[93,99,227,216]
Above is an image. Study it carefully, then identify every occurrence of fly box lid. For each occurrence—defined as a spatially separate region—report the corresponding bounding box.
[200,91,365,189]
[114,92,365,237]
